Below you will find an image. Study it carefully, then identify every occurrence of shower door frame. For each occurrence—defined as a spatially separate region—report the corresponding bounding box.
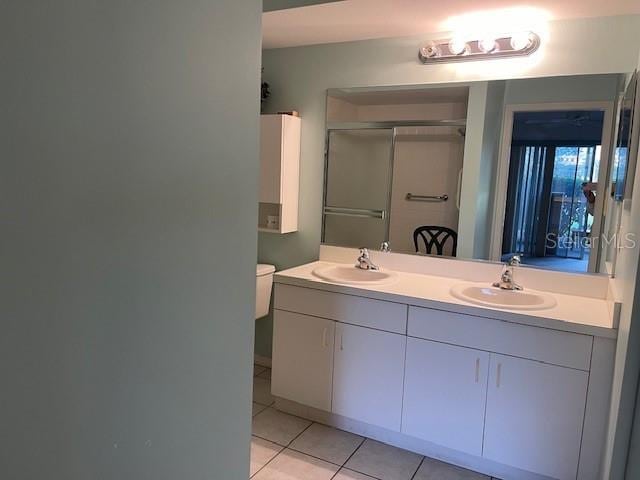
[322,119,467,248]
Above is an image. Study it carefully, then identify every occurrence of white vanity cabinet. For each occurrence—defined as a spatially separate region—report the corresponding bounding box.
[402,338,489,456]
[271,282,613,480]
[271,310,335,411]
[333,323,406,430]
[483,354,589,480]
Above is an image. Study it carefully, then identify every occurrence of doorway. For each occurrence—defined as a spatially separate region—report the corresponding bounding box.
[500,109,608,273]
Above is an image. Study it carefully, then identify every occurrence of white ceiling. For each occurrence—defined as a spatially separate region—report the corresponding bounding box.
[263,0,640,49]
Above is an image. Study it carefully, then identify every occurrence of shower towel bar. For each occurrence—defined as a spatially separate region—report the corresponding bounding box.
[406,193,449,202]
[323,206,386,219]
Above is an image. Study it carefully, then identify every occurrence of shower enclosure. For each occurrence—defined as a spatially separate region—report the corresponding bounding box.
[322,120,466,255]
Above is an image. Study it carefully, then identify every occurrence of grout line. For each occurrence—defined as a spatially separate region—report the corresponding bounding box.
[286,445,347,469]
[251,433,288,448]
[249,422,314,479]
[341,434,366,467]
[326,431,368,480]
[330,437,384,480]
[409,456,426,480]
[286,421,315,447]
[249,436,285,479]
[330,467,383,480]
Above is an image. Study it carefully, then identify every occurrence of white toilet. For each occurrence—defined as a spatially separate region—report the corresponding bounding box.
[256,264,276,319]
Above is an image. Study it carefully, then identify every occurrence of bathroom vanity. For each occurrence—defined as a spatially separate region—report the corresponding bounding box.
[270,247,618,480]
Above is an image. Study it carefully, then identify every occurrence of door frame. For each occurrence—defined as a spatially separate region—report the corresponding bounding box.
[489,101,616,273]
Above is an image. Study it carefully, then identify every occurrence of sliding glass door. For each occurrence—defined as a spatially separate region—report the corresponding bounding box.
[322,129,394,249]
[503,144,600,271]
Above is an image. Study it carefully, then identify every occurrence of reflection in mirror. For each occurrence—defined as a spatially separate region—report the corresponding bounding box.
[501,110,605,273]
[322,87,468,257]
[612,72,638,201]
[602,71,640,275]
[321,75,630,275]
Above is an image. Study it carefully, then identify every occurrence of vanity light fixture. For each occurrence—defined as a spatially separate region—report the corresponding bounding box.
[419,31,540,64]
[448,37,468,56]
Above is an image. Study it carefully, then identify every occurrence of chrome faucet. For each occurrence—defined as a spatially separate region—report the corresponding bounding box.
[356,248,379,271]
[493,255,523,291]
[380,241,391,253]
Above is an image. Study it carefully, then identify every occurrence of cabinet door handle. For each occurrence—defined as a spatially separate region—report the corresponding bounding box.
[475,358,480,383]
[322,328,328,348]
[496,363,502,388]
[339,332,344,351]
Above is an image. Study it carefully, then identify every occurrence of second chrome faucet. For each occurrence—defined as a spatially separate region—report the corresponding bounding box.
[356,248,379,271]
[493,254,523,291]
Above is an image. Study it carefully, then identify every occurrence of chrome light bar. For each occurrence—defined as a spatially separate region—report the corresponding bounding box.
[419,31,540,64]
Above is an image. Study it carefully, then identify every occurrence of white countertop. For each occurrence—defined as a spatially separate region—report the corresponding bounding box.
[275,261,618,339]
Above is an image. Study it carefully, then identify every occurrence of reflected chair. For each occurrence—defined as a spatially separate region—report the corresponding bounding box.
[413,226,458,257]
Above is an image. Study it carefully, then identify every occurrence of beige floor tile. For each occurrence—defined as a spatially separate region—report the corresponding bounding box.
[250,436,283,477]
[253,376,275,406]
[413,457,490,480]
[345,439,423,480]
[333,468,378,479]
[252,402,268,417]
[289,423,363,465]
[252,449,339,480]
[254,364,267,377]
[252,407,312,446]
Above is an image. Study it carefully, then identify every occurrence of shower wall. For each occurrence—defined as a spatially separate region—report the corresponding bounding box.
[389,127,464,254]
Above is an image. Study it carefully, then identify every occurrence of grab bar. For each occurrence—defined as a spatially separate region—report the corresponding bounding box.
[323,206,386,219]
[405,193,449,202]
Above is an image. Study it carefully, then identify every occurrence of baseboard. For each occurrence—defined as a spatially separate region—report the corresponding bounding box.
[253,354,272,368]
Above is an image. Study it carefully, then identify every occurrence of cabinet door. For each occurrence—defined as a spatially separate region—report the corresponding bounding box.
[332,323,406,431]
[484,354,588,480]
[402,338,489,456]
[271,310,335,411]
[259,115,282,204]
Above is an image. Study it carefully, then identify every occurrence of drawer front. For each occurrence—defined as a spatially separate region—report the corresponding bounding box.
[275,284,407,334]
[408,307,593,371]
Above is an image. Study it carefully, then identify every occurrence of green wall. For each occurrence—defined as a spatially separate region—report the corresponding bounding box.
[1,2,261,478]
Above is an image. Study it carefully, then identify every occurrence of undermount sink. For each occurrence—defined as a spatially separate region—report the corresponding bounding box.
[450,283,557,311]
[312,264,398,286]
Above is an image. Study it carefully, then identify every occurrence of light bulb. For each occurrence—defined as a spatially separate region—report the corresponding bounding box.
[478,37,498,53]
[510,32,532,51]
[420,42,439,59]
[448,38,467,55]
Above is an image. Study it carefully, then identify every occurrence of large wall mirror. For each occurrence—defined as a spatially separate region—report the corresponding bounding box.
[321,73,638,276]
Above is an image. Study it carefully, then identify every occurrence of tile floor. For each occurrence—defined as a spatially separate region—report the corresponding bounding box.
[251,365,500,480]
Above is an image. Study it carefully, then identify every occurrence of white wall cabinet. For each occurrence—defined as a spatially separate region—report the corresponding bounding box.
[259,114,300,233]
[402,338,489,456]
[332,323,406,431]
[271,310,334,411]
[483,354,589,480]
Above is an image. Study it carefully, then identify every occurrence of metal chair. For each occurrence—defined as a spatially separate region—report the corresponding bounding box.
[413,226,458,257]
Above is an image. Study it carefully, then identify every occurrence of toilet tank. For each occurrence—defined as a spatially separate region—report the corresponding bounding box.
[256,264,275,319]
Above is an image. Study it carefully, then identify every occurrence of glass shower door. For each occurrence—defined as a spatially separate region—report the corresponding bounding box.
[322,129,394,249]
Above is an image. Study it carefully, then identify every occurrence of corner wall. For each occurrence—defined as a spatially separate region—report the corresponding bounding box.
[0,2,261,478]
[605,57,640,479]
